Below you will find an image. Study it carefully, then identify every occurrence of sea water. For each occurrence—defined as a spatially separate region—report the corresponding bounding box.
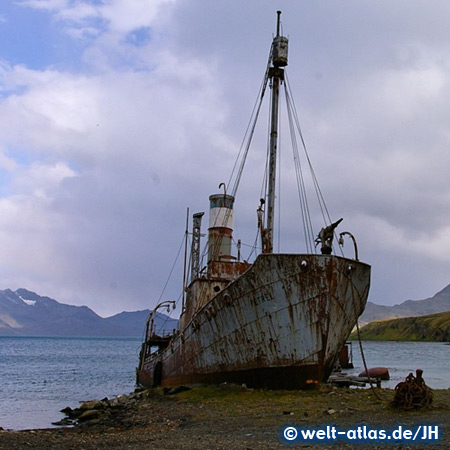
[0,336,142,430]
[0,337,449,430]
[348,340,450,389]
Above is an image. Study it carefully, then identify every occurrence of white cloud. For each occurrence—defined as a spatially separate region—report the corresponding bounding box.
[0,147,18,171]
[0,2,232,315]
[374,65,445,120]
[13,162,77,195]
[17,0,68,11]
[100,0,175,33]
[19,0,176,39]
[2,1,450,315]
[55,2,99,23]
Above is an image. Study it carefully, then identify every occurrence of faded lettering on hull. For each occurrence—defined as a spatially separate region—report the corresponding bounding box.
[137,253,370,390]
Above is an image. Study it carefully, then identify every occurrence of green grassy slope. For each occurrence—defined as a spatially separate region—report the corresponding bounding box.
[354,311,450,341]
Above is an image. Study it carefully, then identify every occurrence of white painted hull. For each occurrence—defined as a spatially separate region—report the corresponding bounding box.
[137,253,370,389]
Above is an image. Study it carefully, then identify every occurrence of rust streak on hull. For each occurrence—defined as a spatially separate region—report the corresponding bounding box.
[137,13,371,391]
[137,254,370,390]
[138,364,324,390]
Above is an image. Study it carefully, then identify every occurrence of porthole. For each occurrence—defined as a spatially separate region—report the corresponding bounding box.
[300,260,308,272]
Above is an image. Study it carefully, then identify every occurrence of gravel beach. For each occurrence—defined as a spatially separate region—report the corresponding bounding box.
[1,384,449,449]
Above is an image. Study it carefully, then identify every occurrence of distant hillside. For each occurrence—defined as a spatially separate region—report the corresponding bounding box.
[104,310,178,338]
[354,311,450,342]
[0,289,178,337]
[360,284,450,324]
[2,283,450,338]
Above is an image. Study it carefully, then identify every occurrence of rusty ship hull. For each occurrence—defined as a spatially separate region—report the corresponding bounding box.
[137,12,371,391]
[137,253,370,389]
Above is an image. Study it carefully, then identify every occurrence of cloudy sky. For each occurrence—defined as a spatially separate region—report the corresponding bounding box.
[1,0,450,317]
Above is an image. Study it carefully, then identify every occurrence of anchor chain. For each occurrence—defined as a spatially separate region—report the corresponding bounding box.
[393,369,433,410]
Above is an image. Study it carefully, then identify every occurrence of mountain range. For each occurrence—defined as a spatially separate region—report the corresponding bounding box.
[359,283,450,325]
[0,288,178,337]
[1,283,450,337]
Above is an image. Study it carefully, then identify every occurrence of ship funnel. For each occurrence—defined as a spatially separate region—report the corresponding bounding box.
[208,193,234,263]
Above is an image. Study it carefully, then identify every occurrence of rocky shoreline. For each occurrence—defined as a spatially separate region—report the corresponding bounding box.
[1,384,449,449]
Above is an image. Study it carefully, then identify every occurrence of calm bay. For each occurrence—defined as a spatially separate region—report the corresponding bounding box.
[0,336,142,430]
[0,337,448,430]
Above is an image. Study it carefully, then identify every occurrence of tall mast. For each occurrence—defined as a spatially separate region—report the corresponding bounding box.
[265,11,288,253]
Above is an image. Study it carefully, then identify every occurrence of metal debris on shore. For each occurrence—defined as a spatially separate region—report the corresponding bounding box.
[393,369,433,410]
[328,373,384,388]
